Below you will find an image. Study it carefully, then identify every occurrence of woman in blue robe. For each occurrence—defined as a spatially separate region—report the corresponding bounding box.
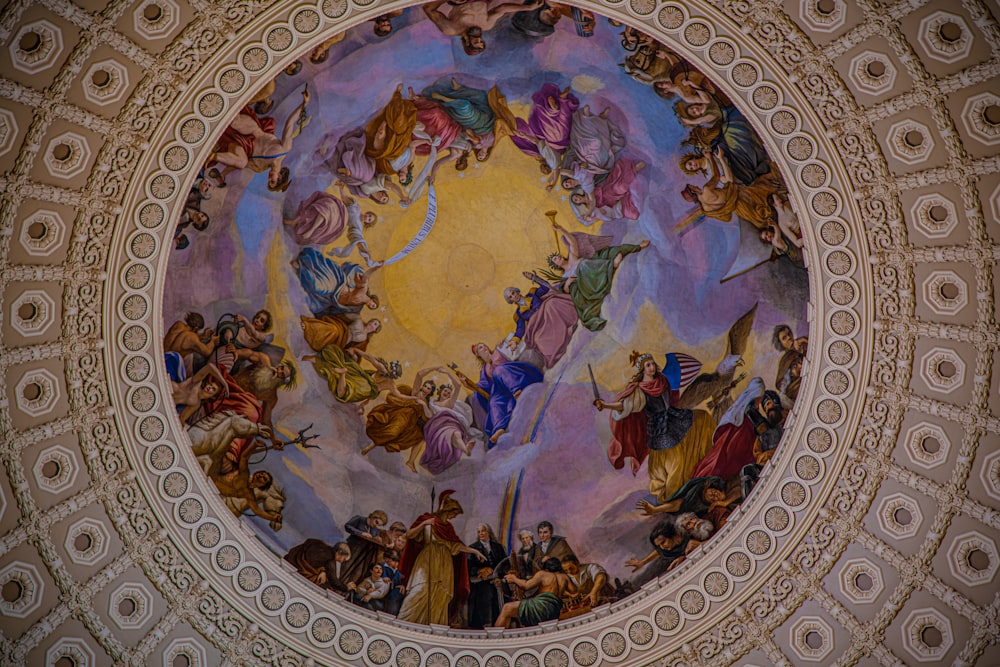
[421,77,495,137]
[292,247,378,318]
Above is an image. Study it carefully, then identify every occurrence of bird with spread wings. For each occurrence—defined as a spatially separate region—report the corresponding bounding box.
[675,303,757,422]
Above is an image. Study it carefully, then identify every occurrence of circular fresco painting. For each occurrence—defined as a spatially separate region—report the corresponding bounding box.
[163,3,809,631]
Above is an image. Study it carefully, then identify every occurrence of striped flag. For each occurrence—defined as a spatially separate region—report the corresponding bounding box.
[664,352,702,389]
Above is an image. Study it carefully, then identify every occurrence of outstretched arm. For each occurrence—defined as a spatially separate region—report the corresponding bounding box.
[559,231,580,262]
[504,569,545,591]
[636,498,682,516]
[189,363,229,396]
[183,330,219,359]
[625,550,659,572]
[384,179,410,205]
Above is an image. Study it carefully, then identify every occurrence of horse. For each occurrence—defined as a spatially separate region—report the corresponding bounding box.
[186,410,272,476]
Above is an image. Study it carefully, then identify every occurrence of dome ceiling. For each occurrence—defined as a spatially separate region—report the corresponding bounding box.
[0,0,998,666]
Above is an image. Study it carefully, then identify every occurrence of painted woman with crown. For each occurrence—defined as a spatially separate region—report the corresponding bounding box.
[595,351,716,501]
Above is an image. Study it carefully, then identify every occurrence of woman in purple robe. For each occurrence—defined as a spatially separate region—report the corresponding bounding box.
[561,105,626,182]
[511,84,579,165]
[569,158,644,223]
[321,127,406,204]
[420,373,484,474]
[464,342,544,445]
[283,184,377,247]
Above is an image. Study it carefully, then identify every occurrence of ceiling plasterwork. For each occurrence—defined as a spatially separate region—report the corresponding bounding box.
[0,0,997,666]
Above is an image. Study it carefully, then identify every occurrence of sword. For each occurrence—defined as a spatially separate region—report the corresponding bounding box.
[587,364,601,404]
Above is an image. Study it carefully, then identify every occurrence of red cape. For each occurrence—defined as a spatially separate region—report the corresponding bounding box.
[607,374,678,474]
[689,416,756,481]
[398,513,471,621]
[213,105,276,159]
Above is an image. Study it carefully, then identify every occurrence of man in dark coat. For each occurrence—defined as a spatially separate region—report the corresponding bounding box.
[284,540,355,597]
[466,524,508,628]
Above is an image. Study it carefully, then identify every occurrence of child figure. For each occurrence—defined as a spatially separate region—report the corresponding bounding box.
[218,309,275,367]
[353,563,390,611]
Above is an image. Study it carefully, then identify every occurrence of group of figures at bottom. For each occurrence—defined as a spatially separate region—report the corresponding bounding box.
[284,492,631,629]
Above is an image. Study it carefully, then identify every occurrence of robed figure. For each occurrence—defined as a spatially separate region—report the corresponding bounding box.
[596,352,716,501]
[397,491,485,626]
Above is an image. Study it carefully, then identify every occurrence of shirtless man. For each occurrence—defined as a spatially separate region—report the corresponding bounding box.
[498,557,576,628]
[210,86,310,191]
[211,438,284,526]
[422,0,540,55]
[171,362,229,424]
[164,312,219,360]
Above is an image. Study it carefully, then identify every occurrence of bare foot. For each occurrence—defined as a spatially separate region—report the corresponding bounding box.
[490,429,506,444]
[465,441,475,456]
[406,460,417,473]
[639,239,650,249]
[361,443,375,455]
[513,390,522,399]
[302,354,315,362]
[290,259,300,270]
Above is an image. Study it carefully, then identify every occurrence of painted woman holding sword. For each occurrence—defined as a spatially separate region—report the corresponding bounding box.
[593,351,717,502]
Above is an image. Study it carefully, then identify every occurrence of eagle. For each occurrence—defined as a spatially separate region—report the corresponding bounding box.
[675,303,757,422]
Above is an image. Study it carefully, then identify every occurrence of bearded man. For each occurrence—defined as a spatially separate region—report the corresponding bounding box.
[689,379,784,482]
[232,360,296,436]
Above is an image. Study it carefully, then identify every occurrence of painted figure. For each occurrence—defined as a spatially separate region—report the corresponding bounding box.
[463,341,544,444]
[503,271,578,369]
[284,184,377,262]
[497,557,576,627]
[292,247,381,318]
[466,524,507,629]
[595,351,717,501]
[547,220,649,332]
[208,86,309,191]
[689,379,784,482]
[510,83,579,172]
[363,367,439,472]
[397,491,486,625]
[421,374,483,474]
[422,0,538,55]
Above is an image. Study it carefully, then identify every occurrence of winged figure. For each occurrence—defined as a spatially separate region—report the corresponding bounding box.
[675,303,757,421]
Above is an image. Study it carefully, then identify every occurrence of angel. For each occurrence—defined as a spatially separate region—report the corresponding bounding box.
[545,217,648,331]
[674,304,757,422]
